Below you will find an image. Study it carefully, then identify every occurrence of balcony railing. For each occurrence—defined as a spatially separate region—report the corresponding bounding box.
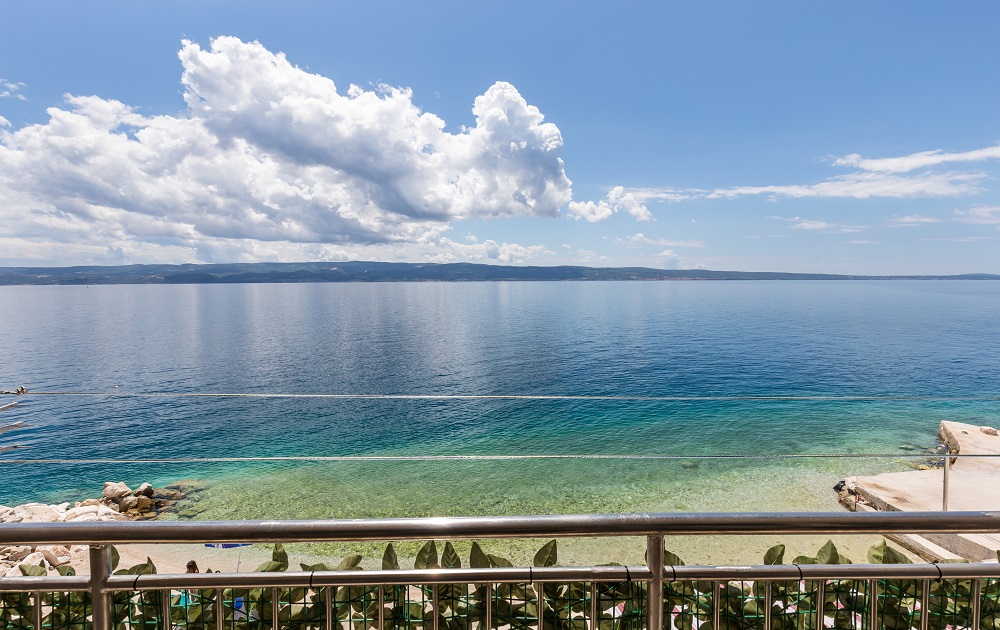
[2,511,1000,630]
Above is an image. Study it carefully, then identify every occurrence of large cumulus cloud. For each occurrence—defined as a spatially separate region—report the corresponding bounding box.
[0,37,600,264]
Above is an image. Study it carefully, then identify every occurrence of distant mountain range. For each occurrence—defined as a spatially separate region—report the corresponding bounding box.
[1,262,998,285]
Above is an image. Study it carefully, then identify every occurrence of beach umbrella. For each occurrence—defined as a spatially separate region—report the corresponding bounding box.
[203,543,252,571]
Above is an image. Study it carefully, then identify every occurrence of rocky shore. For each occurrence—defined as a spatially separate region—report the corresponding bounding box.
[0,481,187,577]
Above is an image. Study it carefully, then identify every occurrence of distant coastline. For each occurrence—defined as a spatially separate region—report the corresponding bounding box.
[1,261,999,286]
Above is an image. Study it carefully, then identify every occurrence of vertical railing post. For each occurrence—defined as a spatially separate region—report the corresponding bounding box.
[216,587,225,630]
[432,584,440,630]
[919,579,930,630]
[647,535,664,630]
[867,579,878,630]
[589,582,598,630]
[763,581,772,630]
[271,587,280,630]
[161,590,172,630]
[942,455,951,511]
[814,580,825,630]
[33,592,43,630]
[972,579,982,630]
[88,545,112,630]
[377,585,385,630]
[485,582,494,630]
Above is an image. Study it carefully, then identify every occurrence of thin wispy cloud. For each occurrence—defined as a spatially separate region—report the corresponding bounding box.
[768,216,866,233]
[707,171,982,200]
[953,206,1000,225]
[629,143,996,204]
[887,214,944,227]
[616,233,704,248]
[835,145,1000,174]
[920,236,996,242]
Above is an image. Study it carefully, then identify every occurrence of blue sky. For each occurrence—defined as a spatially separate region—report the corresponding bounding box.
[2,1,1000,273]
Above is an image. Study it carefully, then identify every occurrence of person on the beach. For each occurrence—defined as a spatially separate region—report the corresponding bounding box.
[186,560,199,573]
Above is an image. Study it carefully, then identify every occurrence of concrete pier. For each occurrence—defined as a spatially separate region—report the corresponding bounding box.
[841,420,1000,561]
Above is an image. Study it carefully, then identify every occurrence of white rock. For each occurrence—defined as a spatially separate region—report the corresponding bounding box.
[66,512,100,523]
[54,502,70,512]
[25,505,60,523]
[98,511,128,522]
[5,566,24,578]
[61,505,98,521]
[135,482,154,497]
[97,504,120,517]
[103,482,132,500]
[0,506,14,522]
[980,426,999,436]
[78,498,102,508]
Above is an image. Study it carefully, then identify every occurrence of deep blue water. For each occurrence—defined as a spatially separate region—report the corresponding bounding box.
[1,281,998,515]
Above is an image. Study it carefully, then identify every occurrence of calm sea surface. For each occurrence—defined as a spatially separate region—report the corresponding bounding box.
[2,281,999,532]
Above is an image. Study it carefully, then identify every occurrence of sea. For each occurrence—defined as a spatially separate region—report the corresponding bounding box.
[1,280,998,563]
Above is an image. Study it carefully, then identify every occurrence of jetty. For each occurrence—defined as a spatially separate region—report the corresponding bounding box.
[841,420,1000,561]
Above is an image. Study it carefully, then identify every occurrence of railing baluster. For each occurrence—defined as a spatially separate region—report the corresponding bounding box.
[432,583,440,630]
[919,579,930,630]
[712,581,721,630]
[378,584,385,630]
[272,587,280,630]
[162,589,172,630]
[216,586,225,630]
[814,580,825,630]
[972,578,982,630]
[326,585,334,630]
[32,591,42,630]
[647,535,664,630]
[485,582,493,630]
[537,579,544,630]
[868,578,878,630]
[589,581,598,630]
[763,580,772,630]
[89,544,111,630]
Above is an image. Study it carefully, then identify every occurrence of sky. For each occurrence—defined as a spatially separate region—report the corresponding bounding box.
[2,1,1000,274]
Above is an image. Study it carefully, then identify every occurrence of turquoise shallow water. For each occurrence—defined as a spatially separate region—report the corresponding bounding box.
[1,280,998,553]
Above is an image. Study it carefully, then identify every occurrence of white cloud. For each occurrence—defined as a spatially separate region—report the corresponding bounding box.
[920,236,995,242]
[566,186,653,222]
[617,233,704,248]
[625,143,996,205]
[0,37,586,264]
[769,216,866,233]
[624,187,700,203]
[847,240,878,245]
[887,214,943,227]
[953,206,1000,225]
[706,170,982,200]
[0,79,27,101]
[835,145,1000,174]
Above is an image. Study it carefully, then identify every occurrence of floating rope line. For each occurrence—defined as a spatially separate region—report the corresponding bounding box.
[0,452,993,465]
[16,391,1000,401]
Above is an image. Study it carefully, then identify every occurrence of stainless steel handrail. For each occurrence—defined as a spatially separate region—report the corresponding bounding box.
[3,510,1000,545]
